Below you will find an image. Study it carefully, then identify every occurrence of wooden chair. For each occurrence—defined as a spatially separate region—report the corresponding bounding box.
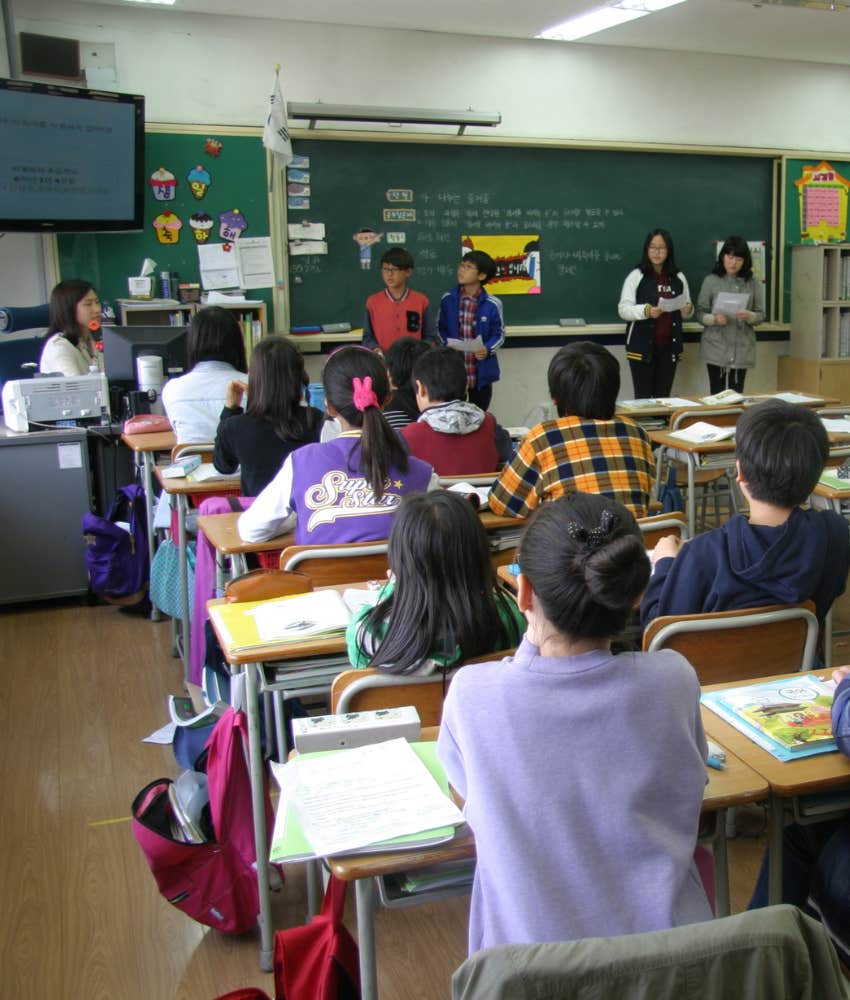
[331,649,517,727]
[663,406,744,531]
[171,441,214,463]
[637,511,689,548]
[279,540,389,587]
[642,601,818,686]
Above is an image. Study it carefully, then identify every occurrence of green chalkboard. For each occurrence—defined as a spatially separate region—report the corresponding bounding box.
[57,129,272,323]
[288,138,775,328]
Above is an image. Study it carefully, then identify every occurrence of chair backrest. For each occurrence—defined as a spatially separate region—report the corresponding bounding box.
[636,511,689,549]
[223,567,312,603]
[642,601,818,685]
[438,473,500,487]
[669,406,744,430]
[171,442,215,463]
[331,648,516,727]
[816,406,850,418]
[279,540,389,587]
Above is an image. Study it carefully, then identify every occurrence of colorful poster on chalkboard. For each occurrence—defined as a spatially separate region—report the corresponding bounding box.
[461,234,541,295]
[794,161,850,243]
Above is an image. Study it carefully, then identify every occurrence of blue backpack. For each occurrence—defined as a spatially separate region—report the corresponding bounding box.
[82,484,149,604]
[658,465,685,514]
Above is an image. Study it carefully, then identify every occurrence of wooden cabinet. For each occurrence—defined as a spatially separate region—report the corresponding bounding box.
[117,299,194,327]
[211,300,267,357]
[779,244,850,397]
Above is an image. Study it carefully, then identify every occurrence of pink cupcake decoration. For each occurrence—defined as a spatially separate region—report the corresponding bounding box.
[153,210,183,245]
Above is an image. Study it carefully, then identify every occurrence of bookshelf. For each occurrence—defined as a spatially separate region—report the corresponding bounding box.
[117,299,194,327]
[779,243,850,399]
[210,300,268,357]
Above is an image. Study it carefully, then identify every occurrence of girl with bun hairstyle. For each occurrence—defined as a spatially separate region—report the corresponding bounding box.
[238,346,435,544]
[437,492,712,953]
[39,279,104,377]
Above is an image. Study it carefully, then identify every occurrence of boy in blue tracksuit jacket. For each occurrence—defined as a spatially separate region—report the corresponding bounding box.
[438,250,504,412]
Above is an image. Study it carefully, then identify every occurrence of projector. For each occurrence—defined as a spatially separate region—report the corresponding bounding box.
[2,373,110,432]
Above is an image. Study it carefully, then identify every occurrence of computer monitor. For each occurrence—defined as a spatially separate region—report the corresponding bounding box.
[101,324,188,385]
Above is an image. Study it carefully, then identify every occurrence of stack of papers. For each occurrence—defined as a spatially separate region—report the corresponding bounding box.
[772,391,822,405]
[446,481,492,508]
[701,675,836,762]
[186,462,241,484]
[821,417,850,435]
[618,397,693,409]
[818,469,850,490]
[269,739,464,862]
[700,389,746,405]
[208,589,352,654]
[669,422,737,443]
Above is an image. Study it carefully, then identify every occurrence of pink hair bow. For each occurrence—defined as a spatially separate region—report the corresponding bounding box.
[352,375,379,412]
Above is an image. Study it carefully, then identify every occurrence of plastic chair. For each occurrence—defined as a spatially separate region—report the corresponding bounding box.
[636,511,689,548]
[642,601,819,686]
[279,540,389,587]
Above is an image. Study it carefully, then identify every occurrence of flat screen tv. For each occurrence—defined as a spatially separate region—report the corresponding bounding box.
[102,325,188,385]
[0,78,145,232]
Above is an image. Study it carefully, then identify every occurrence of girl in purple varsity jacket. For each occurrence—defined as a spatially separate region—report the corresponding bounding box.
[238,347,435,544]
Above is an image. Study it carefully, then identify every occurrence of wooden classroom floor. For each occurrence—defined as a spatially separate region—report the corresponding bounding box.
[2,596,839,1000]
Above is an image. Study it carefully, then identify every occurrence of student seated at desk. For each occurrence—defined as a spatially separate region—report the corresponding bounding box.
[488,342,654,518]
[381,336,432,431]
[437,493,712,952]
[401,347,512,475]
[161,306,248,443]
[640,399,850,627]
[212,336,322,497]
[238,346,435,545]
[39,279,104,377]
[347,491,525,674]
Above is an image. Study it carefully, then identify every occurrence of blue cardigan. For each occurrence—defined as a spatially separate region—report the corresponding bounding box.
[438,286,504,390]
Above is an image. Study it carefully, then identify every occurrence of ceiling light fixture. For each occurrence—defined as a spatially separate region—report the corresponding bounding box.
[120,0,177,6]
[537,0,687,42]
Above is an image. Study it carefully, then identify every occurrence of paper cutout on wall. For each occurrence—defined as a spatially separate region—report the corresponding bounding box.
[353,228,383,270]
[461,234,542,295]
[288,196,310,211]
[387,232,406,244]
[187,165,211,200]
[153,210,183,245]
[204,138,223,158]
[149,167,177,201]
[289,154,310,169]
[287,169,310,184]
[288,221,325,240]
[795,161,850,243]
[190,212,214,243]
[219,209,248,242]
[287,183,310,196]
[386,189,413,203]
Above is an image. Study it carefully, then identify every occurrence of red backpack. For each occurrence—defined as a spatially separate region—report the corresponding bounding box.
[131,708,272,935]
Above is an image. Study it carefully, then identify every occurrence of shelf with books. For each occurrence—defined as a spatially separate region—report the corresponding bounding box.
[117,298,195,327]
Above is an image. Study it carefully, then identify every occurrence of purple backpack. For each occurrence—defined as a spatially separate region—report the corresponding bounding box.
[131,708,274,935]
[82,484,148,604]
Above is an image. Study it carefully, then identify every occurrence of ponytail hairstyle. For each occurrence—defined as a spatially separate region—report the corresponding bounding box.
[245,335,318,441]
[358,491,523,674]
[48,279,96,347]
[322,346,408,499]
[518,493,650,640]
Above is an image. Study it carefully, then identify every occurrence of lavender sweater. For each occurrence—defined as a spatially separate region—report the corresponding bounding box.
[437,638,712,953]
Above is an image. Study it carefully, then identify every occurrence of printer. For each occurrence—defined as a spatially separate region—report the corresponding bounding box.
[2,373,110,432]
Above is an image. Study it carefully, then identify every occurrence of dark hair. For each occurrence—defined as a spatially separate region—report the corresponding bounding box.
[713,235,754,281]
[518,493,650,640]
[245,335,318,442]
[462,250,497,284]
[359,491,523,674]
[186,306,248,372]
[638,228,678,276]
[413,347,467,403]
[547,342,620,419]
[48,279,96,347]
[381,247,415,270]
[736,399,828,507]
[323,346,408,499]
[384,336,432,390]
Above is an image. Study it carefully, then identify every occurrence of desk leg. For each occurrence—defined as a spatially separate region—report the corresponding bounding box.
[653,445,666,502]
[140,452,161,622]
[355,877,379,1000]
[825,607,834,670]
[246,662,275,972]
[178,494,190,685]
[712,808,730,918]
[687,456,696,538]
[767,793,784,905]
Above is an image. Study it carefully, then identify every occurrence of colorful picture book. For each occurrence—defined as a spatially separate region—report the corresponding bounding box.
[701,674,837,762]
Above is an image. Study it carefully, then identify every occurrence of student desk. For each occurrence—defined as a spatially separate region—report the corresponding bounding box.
[648,430,738,537]
[154,466,240,681]
[195,509,526,584]
[327,732,767,1000]
[701,669,850,907]
[120,429,176,617]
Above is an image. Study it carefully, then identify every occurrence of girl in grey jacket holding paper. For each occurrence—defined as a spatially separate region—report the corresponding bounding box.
[696,235,765,394]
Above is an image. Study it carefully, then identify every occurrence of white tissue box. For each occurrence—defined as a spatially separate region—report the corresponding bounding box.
[128,276,153,298]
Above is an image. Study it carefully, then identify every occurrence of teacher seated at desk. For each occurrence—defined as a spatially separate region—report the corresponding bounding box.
[162,306,248,444]
[39,279,105,377]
